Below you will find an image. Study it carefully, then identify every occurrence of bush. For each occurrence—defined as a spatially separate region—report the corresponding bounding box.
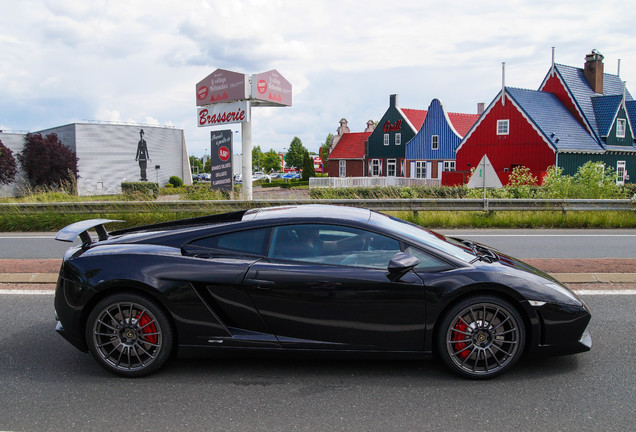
[0,140,17,185]
[17,133,78,189]
[281,180,309,189]
[168,176,183,188]
[121,182,159,199]
[181,184,229,200]
[309,186,468,199]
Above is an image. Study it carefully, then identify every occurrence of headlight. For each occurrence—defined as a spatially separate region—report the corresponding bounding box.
[541,282,582,305]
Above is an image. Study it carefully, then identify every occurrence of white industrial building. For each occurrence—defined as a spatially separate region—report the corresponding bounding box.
[0,123,192,197]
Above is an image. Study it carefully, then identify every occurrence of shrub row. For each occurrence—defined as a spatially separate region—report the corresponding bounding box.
[121,182,159,199]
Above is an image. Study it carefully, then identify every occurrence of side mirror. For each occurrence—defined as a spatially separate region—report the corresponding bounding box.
[387,252,420,282]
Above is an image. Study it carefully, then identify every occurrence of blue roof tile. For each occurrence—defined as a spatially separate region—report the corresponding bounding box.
[506,87,604,152]
[626,100,636,131]
[592,95,622,136]
[553,64,632,140]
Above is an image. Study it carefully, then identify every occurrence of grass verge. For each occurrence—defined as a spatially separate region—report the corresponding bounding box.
[1,210,634,232]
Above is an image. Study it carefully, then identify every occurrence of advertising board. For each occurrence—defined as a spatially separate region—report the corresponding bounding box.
[209,130,233,191]
[196,69,249,106]
[250,69,292,107]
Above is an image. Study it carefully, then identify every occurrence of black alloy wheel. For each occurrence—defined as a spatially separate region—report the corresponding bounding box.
[85,293,174,377]
[437,295,525,379]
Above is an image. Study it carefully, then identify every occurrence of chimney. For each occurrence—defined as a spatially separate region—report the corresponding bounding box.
[584,50,604,94]
[364,120,375,132]
[477,103,485,115]
[337,118,350,136]
[329,118,350,152]
[390,94,398,107]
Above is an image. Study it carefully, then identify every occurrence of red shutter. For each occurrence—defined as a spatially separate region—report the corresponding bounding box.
[379,159,383,176]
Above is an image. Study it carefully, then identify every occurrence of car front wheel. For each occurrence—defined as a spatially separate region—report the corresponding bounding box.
[437,295,525,379]
[85,293,174,377]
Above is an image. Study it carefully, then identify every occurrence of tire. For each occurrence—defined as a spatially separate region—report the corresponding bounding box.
[436,295,525,379]
[85,293,174,377]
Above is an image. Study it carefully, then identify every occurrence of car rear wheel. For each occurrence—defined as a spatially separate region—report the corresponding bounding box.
[437,295,525,379]
[85,293,174,377]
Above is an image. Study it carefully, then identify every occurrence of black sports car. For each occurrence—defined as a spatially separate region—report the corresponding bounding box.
[54,205,591,379]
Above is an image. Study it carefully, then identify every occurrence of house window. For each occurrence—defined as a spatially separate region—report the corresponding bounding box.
[617,119,626,138]
[339,160,346,177]
[443,161,456,171]
[415,161,427,178]
[432,135,439,150]
[395,133,401,145]
[617,161,626,185]
[372,159,381,176]
[387,159,396,177]
[497,119,509,135]
[384,134,389,146]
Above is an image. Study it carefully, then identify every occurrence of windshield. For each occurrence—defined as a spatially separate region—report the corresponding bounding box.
[369,213,476,263]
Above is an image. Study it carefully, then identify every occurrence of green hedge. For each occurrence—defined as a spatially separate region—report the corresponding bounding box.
[310,186,469,199]
[281,180,309,189]
[121,182,159,199]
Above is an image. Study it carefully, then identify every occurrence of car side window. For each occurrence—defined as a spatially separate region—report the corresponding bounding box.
[268,224,401,269]
[189,228,270,256]
[404,245,453,272]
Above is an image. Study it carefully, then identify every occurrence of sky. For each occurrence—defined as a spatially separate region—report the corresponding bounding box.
[1,0,635,157]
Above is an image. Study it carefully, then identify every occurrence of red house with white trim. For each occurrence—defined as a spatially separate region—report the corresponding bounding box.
[327,119,375,177]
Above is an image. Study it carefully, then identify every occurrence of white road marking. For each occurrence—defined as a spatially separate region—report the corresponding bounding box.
[0,236,56,239]
[0,290,55,295]
[1,289,635,296]
[575,290,636,295]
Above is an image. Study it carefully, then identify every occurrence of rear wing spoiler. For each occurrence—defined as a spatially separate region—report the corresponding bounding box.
[55,219,124,246]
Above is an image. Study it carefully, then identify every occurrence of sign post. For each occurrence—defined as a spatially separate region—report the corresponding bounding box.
[209,130,234,192]
[196,68,291,200]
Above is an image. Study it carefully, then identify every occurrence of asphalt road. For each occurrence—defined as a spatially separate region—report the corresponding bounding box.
[1,229,636,259]
[0,294,633,431]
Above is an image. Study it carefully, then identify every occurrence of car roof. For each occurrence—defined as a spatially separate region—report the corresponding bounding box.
[244,205,372,224]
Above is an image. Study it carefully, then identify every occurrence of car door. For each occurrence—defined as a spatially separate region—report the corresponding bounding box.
[244,224,427,351]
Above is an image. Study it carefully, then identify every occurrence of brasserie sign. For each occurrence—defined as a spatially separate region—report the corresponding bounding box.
[197,101,250,127]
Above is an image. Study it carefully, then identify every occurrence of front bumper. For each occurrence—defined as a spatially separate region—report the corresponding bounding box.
[530,301,592,356]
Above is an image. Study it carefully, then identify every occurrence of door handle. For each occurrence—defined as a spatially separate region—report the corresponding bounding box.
[244,278,275,289]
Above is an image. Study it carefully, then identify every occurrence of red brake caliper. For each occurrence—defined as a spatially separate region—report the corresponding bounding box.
[137,312,157,344]
[453,321,469,359]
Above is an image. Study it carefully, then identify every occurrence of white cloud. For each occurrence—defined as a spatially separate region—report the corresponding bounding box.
[0,0,634,156]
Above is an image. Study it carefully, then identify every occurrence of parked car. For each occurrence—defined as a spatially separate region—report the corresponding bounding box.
[252,172,271,182]
[54,205,591,378]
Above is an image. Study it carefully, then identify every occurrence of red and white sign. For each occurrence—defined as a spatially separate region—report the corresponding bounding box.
[256,79,267,94]
[251,70,292,107]
[198,101,250,127]
[314,156,323,164]
[218,146,230,162]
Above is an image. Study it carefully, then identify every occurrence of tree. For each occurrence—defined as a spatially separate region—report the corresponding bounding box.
[284,136,306,170]
[252,145,264,171]
[189,155,203,173]
[319,132,333,172]
[17,133,78,189]
[302,150,315,181]
[204,159,211,173]
[262,149,282,173]
[0,140,17,185]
